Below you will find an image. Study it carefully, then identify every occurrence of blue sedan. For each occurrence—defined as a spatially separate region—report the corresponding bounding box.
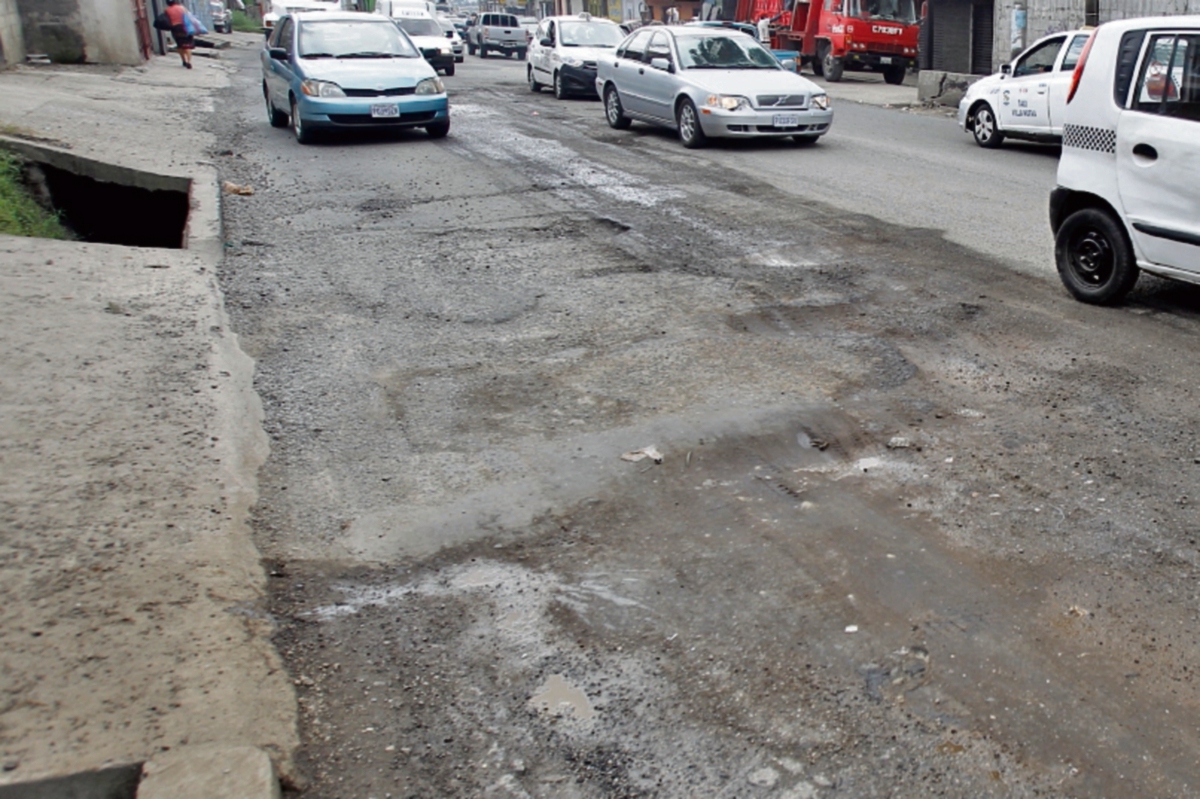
[262,11,450,144]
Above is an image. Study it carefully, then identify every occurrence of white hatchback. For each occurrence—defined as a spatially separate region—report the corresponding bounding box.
[1049,16,1200,303]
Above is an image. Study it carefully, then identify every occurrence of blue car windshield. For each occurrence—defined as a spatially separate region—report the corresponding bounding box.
[676,34,778,69]
[558,21,624,47]
[298,20,420,58]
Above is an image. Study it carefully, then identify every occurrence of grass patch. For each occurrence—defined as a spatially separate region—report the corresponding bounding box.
[0,151,70,240]
[232,10,262,33]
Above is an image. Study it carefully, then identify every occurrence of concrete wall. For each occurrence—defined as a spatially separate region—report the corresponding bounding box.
[16,0,141,65]
[0,0,25,66]
[994,0,1200,67]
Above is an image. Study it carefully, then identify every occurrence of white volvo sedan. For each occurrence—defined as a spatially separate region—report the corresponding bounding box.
[595,26,832,148]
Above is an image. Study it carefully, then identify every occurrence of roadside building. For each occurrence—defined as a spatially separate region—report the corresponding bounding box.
[920,0,1200,104]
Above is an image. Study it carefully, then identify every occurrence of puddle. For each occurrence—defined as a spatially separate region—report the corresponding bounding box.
[529,673,596,722]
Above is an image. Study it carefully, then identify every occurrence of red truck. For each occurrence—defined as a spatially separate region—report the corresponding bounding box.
[737,0,920,84]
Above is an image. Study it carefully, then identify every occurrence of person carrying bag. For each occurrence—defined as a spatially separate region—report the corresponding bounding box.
[163,0,204,69]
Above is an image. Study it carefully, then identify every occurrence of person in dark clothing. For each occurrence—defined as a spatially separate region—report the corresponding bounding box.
[164,0,195,69]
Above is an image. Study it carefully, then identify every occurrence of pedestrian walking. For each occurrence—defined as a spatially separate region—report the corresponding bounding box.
[163,0,205,69]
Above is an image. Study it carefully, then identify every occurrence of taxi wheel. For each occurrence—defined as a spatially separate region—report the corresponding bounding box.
[1055,208,1138,304]
[528,66,542,92]
[971,104,1005,149]
[677,98,706,149]
[553,71,567,99]
[604,85,631,129]
[426,119,450,139]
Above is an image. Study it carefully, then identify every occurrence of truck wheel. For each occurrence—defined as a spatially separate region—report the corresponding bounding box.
[822,47,844,82]
[971,104,1005,149]
[528,66,542,91]
[516,48,526,59]
[479,44,487,57]
[444,63,455,76]
[810,52,824,77]
[677,98,706,149]
[604,85,631,130]
[467,42,475,55]
[883,63,906,85]
[1056,208,1138,304]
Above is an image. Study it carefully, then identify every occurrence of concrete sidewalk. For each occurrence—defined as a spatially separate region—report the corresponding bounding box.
[0,40,298,795]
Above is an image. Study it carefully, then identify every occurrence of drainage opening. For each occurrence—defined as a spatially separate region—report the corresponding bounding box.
[0,763,142,799]
[2,141,191,249]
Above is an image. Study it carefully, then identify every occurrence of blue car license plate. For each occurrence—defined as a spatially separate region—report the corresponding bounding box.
[773,114,800,128]
[371,104,400,118]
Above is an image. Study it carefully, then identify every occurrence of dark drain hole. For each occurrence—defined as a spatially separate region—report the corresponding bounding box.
[30,162,189,250]
[0,763,142,799]
[2,140,191,249]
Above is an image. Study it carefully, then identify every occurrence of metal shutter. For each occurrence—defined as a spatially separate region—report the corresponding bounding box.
[970,0,993,74]
[930,0,971,74]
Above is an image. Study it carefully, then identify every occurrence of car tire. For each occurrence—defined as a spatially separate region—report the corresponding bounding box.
[444,63,455,76]
[265,83,288,128]
[479,44,487,57]
[528,66,542,92]
[792,134,819,145]
[822,45,844,82]
[1055,208,1139,304]
[553,70,567,99]
[426,119,450,139]
[676,98,706,149]
[291,97,314,144]
[971,103,1005,148]
[604,85,632,129]
[883,63,906,85]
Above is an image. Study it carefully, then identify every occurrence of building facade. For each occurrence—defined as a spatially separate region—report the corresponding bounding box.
[924,0,1200,77]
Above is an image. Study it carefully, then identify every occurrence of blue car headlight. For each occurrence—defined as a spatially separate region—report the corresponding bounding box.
[300,80,346,98]
[415,77,445,95]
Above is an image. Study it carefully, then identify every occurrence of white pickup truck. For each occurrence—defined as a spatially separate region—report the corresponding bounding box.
[467,12,527,59]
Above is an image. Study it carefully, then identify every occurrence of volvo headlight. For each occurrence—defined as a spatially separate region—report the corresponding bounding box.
[415,77,445,94]
[811,93,830,110]
[705,94,749,111]
[300,79,345,97]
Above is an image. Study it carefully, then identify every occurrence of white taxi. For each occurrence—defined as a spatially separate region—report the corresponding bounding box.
[958,29,1092,148]
[1050,16,1200,303]
[526,13,625,99]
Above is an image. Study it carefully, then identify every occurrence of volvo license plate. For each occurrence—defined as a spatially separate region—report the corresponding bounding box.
[370,104,400,118]
[772,114,800,128]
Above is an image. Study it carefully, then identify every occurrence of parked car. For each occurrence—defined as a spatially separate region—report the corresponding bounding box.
[526,13,625,99]
[437,17,465,62]
[1049,16,1200,304]
[595,26,831,148]
[209,0,232,34]
[958,29,1092,148]
[468,12,525,59]
[262,11,450,144]
[378,6,456,75]
[262,0,339,37]
[517,16,539,44]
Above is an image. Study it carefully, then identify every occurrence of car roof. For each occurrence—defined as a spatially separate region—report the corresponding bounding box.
[1094,14,1200,35]
[292,10,387,21]
[544,13,617,23]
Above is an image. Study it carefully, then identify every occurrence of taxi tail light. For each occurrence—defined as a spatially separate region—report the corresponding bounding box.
[1067,31,1095,104]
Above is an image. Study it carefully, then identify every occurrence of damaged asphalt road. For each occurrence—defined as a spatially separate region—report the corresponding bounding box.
[211,46,1200,798]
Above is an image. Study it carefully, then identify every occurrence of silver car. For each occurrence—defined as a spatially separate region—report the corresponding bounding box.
[595,26,832,148]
